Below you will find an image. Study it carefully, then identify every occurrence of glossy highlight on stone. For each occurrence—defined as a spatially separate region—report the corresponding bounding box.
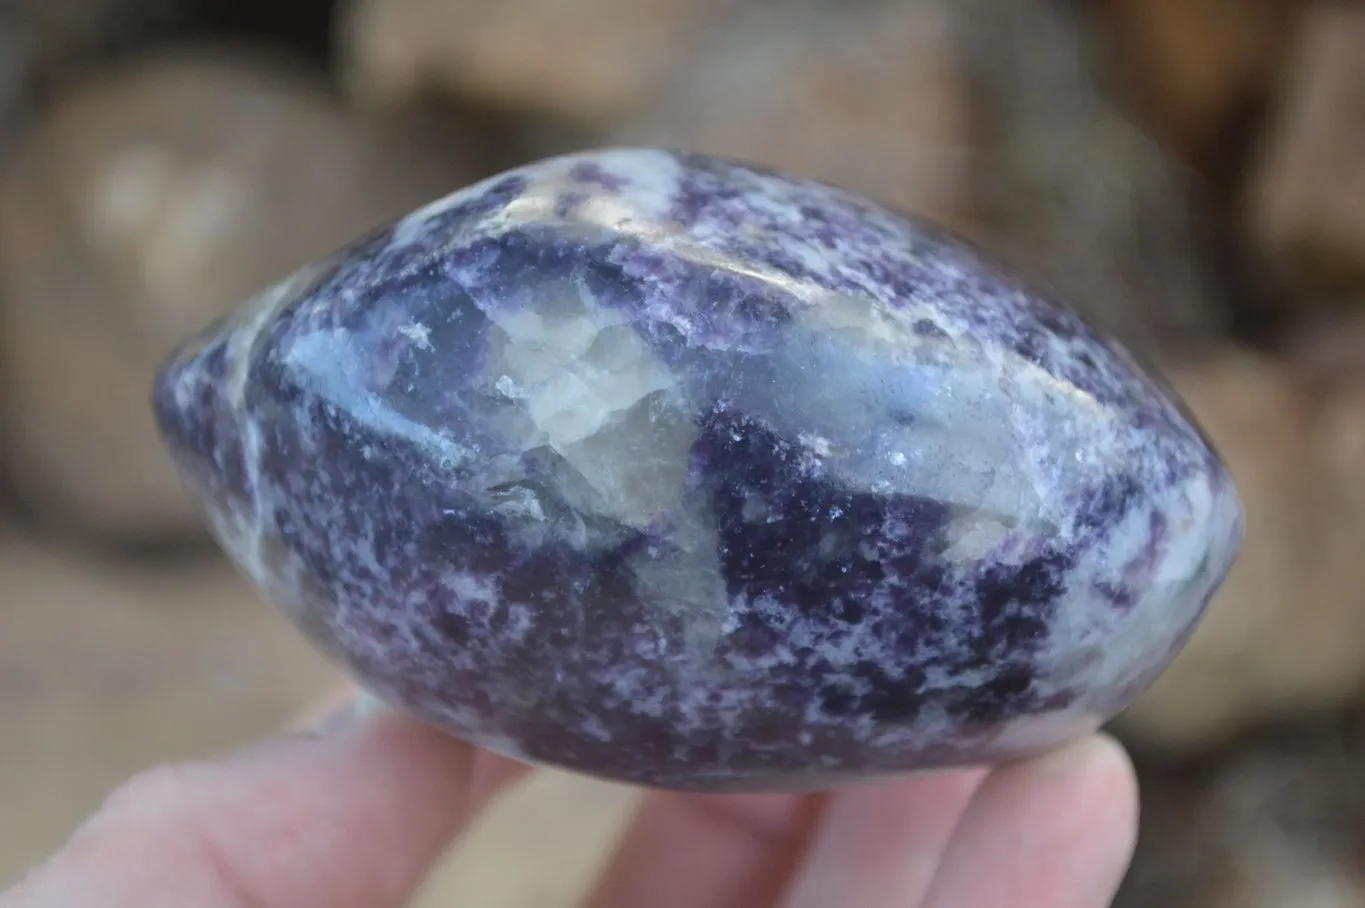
[151,148,1242,791]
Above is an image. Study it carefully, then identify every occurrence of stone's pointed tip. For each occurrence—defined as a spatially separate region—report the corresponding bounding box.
[150,349,190,456]
[148,324,256,530]
[150,338,215,475]
[150,148,1241,793]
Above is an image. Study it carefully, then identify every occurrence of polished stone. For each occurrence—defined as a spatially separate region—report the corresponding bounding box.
[152,148,1242,791]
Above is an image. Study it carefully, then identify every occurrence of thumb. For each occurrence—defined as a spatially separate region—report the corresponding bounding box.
[2,691,526,908]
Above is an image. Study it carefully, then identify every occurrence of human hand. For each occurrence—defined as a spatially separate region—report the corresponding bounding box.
[1,691,1137,908]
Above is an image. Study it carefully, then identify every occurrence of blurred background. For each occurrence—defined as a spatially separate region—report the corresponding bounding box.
[0,0,1361,903]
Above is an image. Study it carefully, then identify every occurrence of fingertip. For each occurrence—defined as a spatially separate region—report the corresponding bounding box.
[1017,731,1138,796]
[1035,730,1136,778]
[1018,732,1140,854]
[922,733,1141,908]
[780,767,987,908]
[1002,732,1141,877]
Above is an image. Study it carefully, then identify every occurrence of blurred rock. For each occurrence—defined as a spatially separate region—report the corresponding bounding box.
[345,0,1227,356]
[1096,0,1300,174]
[0,0,182,158]
[340,0,972,226]
[610,0,974,229]
[1117,333,1365,752]
[1117,718,1365,908]
[1246,4,1365,297]
[616,0,1229,355]
[0,525,340,877]
[339,0,731,124]
[957,0,1231,356]
[0,46,475,545]
[0,0,178,64]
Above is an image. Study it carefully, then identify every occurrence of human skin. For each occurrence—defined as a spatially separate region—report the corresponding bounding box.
[0,690,1138,908]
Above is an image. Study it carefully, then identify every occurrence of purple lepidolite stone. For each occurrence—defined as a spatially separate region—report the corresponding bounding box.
[152,148,1241,791]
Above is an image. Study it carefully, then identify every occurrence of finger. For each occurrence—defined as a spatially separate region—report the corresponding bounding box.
[779,767,988,908]
[584,790,823,908]
[2,698,527,908]
[922,734,1139,908]
[287,683,365,730]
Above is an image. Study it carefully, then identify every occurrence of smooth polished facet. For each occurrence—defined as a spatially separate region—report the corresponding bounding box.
[152,149,1242,791]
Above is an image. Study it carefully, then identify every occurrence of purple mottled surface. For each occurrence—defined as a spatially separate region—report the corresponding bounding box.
[152,149,1241,791]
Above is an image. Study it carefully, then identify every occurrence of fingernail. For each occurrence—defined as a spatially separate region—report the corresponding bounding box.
[352,689,390,718]
[1024,732,1130,779]
[304,689,392,737]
